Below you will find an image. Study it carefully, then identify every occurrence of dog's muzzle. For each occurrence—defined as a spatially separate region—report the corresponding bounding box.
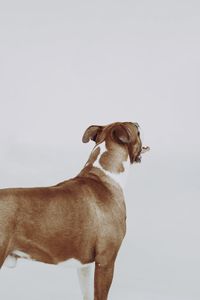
[135,146,150,163]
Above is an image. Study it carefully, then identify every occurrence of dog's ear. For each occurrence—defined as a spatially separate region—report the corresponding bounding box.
[111,125,134,144]
[82,125,103,143]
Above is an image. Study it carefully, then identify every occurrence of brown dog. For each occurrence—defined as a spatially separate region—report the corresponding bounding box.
[0,121,149,300]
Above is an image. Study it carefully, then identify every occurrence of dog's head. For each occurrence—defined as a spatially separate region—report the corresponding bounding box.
[82,122,149,164]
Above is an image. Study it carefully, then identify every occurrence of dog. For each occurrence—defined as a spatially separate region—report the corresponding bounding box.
[0,121,149,300]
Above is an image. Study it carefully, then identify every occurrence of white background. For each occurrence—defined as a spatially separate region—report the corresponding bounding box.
[0,1,199,299]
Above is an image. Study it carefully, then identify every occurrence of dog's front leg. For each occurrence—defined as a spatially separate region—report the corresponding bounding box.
[77,264,94,300]
[94,261,115,300]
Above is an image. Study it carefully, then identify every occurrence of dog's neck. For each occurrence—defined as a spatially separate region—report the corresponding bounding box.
[84,141,130,188]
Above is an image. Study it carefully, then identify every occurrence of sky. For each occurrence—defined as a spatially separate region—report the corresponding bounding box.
[0,1,200,299]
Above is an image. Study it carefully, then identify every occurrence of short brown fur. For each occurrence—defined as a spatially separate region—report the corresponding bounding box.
[0,121,148,300]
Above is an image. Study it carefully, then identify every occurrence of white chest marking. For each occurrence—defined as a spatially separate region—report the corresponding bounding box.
[3,255,17,268]
[93,143,130,188]
[4,252,91,270]
[57,258,91,269]
[12,250,31,259]
[3,251,31,268]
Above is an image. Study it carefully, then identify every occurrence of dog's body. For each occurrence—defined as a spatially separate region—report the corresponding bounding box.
[0,122,149,300]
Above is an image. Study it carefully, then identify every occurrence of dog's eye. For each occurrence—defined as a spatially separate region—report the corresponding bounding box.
[138,131,140,136]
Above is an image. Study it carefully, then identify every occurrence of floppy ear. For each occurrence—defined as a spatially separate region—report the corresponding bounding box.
[111,125,134,144]
[82,125,102,143]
